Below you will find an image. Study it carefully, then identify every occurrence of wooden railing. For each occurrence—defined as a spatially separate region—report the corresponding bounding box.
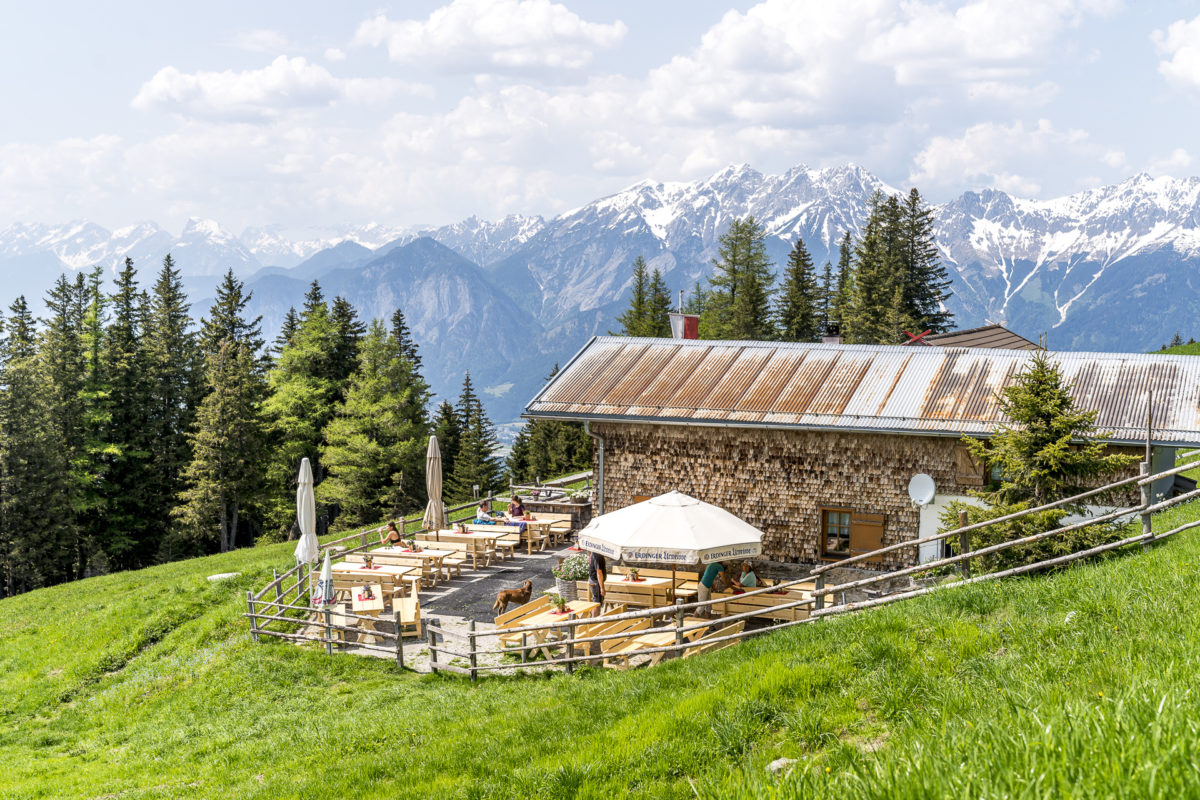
[245,461,1199,677]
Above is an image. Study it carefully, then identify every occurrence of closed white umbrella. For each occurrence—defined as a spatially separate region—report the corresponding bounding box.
[422,436,447,533]
[314,550,335,607]
[577,490,763,564]
[293,457,319,564]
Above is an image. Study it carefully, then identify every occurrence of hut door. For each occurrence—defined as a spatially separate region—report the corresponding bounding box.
[849,512,885,563]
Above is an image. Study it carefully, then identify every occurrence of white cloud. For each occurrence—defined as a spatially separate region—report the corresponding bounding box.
[908,119,1127,197]
[352,0,627,73]
[131,56,428,121]
[233,29,292,54]
[1147,147,1193,175]
[324,47,346,63]
[1153,14,1200,90]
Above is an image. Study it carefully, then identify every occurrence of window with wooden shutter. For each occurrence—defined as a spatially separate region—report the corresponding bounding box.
[819,508,852,558]
[849,512,885,563]
[955,443,985,487]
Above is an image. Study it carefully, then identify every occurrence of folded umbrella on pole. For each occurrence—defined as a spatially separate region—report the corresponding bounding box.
[422,436,447,532]
[293,457,319,565]
[314,550,335,607]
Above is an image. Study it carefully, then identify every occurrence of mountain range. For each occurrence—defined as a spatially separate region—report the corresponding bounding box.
[4,164,1200,425]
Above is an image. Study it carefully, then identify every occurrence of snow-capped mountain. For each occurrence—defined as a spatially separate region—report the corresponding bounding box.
[4,164,1200,421]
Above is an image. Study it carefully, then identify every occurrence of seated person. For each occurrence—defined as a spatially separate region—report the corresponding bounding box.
[730,561,758,592]
[508,496,527,518]
[474,499,497,524]
[378,521,402,546]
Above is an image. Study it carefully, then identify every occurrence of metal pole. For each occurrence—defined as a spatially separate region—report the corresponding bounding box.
[958,510,971,579]
[322,607,333,655]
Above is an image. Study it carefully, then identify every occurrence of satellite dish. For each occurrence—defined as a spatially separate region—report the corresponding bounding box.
[908,473,936,506]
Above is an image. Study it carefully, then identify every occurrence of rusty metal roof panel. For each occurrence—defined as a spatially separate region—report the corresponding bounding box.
[524,337,1200,445]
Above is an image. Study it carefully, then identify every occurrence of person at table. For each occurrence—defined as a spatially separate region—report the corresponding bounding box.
[730,561,758,593]
[588,552,607,605]
[378,521,403,547]
[474,499,497,524]
[697,561,726,618]
[508,496,527,518]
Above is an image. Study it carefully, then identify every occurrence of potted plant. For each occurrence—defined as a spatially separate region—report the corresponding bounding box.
[404,535,418,552]
[363,554,374,569]
[551,552,588,601]
[628,567,640,582]
[544,590,568,613]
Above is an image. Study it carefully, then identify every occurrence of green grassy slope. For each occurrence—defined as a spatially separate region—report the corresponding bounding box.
[4,502,1200,799]
[1153,341,1200,356]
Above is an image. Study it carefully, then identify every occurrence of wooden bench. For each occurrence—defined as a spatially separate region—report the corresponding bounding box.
[597,617,653,665]
[710,585,821,622]
[575,604,626,657]
[612,566,701,598]
[495,595,552,646]
[603,577,676,611]
[683,620,745,659]
[415,532,494,570]
[467,523,542,555]
[528,512,575,544]
[343,554,426,593]
[395,596,422,638]
[332,570,405,602]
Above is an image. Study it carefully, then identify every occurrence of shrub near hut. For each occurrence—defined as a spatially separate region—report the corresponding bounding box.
[940,350,1138,572]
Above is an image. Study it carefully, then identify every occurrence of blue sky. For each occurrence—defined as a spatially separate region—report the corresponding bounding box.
[2,0,1199,235]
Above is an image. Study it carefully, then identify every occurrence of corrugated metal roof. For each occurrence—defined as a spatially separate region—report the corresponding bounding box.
[921,324,1040,350]
[526,337,1200,446]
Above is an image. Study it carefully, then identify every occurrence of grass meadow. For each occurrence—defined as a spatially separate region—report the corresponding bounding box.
[2,500,1199,798]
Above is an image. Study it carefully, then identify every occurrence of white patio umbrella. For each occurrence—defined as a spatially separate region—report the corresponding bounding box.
[422,436,447,536]
[314,550,335,607]
[577,491,764,601]
[577,490,763,564]
[292,457,319,565]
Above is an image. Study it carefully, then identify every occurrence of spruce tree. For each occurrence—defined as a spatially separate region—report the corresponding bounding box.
[175,339,267,553]
[0,298,74,594]
[448,372,502,499]
[615,256,650,336]
[901,188,954,334]
[432,400,463,493]
[818,260,834,338]
[390,307,422,369]
[832,231,854,335]
[143,254,201,558]
[274,306,298,358]
[329,295,366,401]
[646,267,673,337]
[701,217,775,340]
[201,269,267,373]
[775,237,821,342]
[101,258,156,568]
[318,320,431,524]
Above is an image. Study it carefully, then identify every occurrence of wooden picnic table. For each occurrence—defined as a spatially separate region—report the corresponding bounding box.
[602,574,679,610]
[332,563,414,581]
[520,600,600,659]
[503,516,558,550]
[350,584,385,644]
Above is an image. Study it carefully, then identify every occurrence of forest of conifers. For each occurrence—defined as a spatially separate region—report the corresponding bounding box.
[0,258,590,598]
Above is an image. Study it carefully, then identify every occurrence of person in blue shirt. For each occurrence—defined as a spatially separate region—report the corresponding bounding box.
[697,561,726,617]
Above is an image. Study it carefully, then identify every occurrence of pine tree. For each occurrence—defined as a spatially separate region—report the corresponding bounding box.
[701,217,775,340]
[900,188,954,334]
[175,339,267,553]
[318,320,431,524]
[143,254,201,559]
[448,372,502,499]
[0,298,74,595]
[100,258,156,568]
[775,238,821,342]
[390,307,422,369]
[845,193,903,344]
[817,261,834,337]
[201,269,267,373]
[615,256,650,336]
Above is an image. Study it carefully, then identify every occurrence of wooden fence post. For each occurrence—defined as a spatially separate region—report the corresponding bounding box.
[958,510,971,579]
[361,528,369,548]
[468,620,478,682]
[322,607,333,655]
[272,569,282,612]
[247,591,260,643]
[427,618,439,673]
[814,574,825,611]
[520,633,528,664]
[565,613,575,675]
[1141,461,1154,549]
[674,608,684,656]
[394,610,404,669]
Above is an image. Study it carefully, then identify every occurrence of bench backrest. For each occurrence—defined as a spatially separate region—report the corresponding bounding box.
[684,620,745,658]
[598,618,652,653]
[466,523,523,535]
[495,594,551,628]
[612,565,700,582]
[333,573,397,597]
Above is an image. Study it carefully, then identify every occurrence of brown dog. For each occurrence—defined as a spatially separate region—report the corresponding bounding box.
[492,579,533,615]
